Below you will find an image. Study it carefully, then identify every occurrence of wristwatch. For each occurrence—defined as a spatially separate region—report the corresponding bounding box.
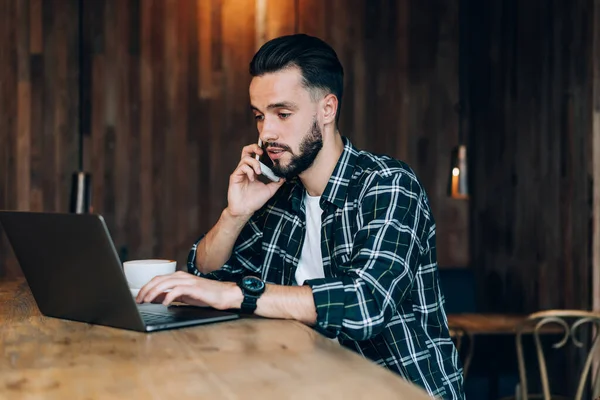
[237,276,266,314]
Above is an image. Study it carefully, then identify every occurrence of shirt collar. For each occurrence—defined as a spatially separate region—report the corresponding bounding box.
[288,136,358,213]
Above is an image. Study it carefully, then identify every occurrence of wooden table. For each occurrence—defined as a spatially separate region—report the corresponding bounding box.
[0,279,432,399]
[447,313,564,335]
[447,313,531,335]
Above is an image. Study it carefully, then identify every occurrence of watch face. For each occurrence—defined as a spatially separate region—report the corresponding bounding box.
[242,276,265,294]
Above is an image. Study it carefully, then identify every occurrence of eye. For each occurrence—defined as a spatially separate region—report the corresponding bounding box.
[279,113,291,119]
[254,114,264,121]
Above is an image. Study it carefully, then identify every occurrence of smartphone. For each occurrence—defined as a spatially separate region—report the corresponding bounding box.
[255,139,280,184]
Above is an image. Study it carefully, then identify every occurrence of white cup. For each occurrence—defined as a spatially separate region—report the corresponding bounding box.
[123,259,177,291]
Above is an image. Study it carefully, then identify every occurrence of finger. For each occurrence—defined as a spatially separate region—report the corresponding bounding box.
[162,286,185,306]
[135,273,176,303]
[237,165,255,182]
[150,292,168,304]
[241,143,263,160]
[139,277,193,304]
[239,156,262,175]
[141,278,191,304]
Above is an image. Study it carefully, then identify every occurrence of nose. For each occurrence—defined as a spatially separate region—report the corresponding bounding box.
[259,118,279,144]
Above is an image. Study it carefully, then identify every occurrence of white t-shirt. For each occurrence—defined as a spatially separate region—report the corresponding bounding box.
[294,192,325,286]
[295,192,338,344]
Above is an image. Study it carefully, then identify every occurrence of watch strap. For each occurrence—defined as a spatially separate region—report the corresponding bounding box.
[240,294,259,313]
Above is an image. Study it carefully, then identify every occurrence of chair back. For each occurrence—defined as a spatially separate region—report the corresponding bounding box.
[515,310,600,400]
[448,323,474,379]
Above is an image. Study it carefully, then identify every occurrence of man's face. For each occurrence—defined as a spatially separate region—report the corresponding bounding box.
[249,67,323,179]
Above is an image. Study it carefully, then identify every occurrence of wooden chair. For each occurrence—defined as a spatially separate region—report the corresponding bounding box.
[449,322,474,379]
[502,310,600,400]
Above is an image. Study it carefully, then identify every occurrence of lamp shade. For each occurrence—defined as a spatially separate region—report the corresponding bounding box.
[447,145,469,199]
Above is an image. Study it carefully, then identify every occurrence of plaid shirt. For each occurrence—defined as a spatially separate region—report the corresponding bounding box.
[188,137,464,399]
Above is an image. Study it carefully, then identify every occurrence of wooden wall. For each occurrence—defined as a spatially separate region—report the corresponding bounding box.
[0,0,466,278]
[590,0,600,314]
[594,0,600,314]
[0,0,81,278]
[467,0,597,312]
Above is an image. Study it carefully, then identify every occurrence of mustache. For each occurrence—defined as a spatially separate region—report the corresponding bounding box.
[265,142,291,152]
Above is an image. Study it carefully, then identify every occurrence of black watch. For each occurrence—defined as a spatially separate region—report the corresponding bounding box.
[237,276,266,314]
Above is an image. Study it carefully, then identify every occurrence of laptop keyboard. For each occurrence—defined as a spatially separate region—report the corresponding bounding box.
[139,310,181,325]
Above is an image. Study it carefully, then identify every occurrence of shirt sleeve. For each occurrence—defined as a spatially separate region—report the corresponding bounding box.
[187,212,265,282]
[304,172,431,341]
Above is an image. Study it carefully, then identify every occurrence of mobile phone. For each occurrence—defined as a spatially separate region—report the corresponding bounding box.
[257,161,280,183]
[255,139,280,183]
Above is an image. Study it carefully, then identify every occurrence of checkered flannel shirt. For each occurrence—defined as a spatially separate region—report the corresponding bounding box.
[188,137,465,399]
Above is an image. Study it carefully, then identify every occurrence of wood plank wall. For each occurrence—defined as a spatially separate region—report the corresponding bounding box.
[591,0,600,381]
[0,0,466,278]
[467,0,596,312]
[0,0,80,278]
[594,0,600,314]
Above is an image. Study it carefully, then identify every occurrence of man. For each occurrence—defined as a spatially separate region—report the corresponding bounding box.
[137,34,465,399]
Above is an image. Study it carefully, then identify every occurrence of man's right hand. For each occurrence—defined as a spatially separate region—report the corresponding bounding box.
[226,143,285,218]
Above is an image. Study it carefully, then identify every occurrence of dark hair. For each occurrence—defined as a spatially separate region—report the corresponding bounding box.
[249,34,344,124]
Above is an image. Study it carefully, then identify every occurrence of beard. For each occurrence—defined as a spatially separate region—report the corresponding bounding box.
[269,117,323,179]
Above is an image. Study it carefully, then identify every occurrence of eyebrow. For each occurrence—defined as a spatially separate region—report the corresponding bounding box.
[250,101,299,113]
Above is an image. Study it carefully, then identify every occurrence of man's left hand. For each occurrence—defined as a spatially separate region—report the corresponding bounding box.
[135,271,242,310]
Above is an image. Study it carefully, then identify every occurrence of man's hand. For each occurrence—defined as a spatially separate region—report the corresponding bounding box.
[227,143,285,218]
[135,271,242,310]
[136,271,318,326]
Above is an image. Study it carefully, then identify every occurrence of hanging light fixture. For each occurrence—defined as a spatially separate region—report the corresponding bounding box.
[447,102,468,199]
[447,141,468,199]
[448,1,469,200]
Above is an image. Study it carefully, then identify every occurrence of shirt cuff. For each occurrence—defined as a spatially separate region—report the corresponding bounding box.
[303,277,347,339]
[186,235,206,276]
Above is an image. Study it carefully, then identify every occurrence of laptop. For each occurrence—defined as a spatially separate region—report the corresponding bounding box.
[0,211,240,332]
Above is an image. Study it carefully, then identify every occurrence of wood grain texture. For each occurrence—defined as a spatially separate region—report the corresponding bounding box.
[186,0,203,246]
[29,0,42,54]
[0,0,79,279]
[2,0,472,279]
[127,0,142,261]
[17,0,30,81]
[114,0,132,259]
[467,0,595,313]
[16,82,31,211]
[175,1,192,262]
[297,0,325,37]
[408,0,468,268]
[197,0,213,98]
[266,0,296,39]
[594,0,600,313]
[0,0,16,278]
[447,313,563,335]
[150,0,166,259]
[139,0,154,259]
[593,0,600,383]
[0,279,431,399]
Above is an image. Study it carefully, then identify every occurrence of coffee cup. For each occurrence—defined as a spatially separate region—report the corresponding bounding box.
[123,259,177,293]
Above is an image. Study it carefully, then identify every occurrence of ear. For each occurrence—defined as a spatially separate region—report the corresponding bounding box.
[321,94,338,125]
